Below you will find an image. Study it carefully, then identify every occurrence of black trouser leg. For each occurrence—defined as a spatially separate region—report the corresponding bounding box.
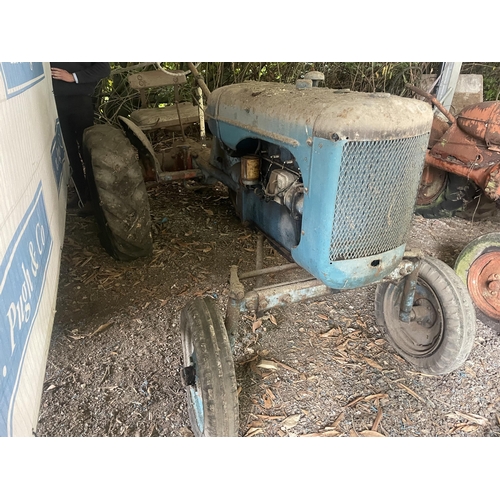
[55,95,95,203]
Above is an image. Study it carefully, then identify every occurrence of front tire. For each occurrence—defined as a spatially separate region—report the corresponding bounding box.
[83,124,153,261]
[375,257,476,374]
[180,297,239,436]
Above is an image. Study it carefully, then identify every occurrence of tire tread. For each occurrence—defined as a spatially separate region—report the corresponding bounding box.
[180,297,239,436]
[83,124,153,261]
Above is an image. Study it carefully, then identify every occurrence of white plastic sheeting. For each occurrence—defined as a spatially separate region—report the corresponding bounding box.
[0,62,68,436]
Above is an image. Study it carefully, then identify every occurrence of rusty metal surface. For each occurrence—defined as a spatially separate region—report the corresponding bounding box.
[127,69,187,89]
[429,116,450,148]
[409,83,500,201]
[406,84,456,124]
[467,251,500,321]
[239,263,300,280]
[426,114,500,200]
[382,257,419,282]
[457,101,500,149]
[118,116,160,181]
[225,266,245,339]
[425,152,500,200]
[157,169,203,182]
[416,165,447,205]
[428,121,500,168]
[399,261,421,323]
[242,278,333,314]
[226,261,333,316]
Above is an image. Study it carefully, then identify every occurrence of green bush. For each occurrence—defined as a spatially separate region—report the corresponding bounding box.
[93,62,500,126]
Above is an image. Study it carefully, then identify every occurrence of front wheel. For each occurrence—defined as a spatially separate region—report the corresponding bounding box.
[180,297,239,436]
[375,257,476,375]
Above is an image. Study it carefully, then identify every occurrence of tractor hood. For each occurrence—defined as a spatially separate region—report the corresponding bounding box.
[206,81,433,147]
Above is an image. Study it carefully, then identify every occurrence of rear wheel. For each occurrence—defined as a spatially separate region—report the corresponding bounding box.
[454,233,500,331]
[375,257,476,374]
[456,191,498,221]
[415,170,477,219]
[180,297,239,436]
[83,124,153,261]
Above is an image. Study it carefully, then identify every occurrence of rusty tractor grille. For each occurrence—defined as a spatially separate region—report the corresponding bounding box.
[329,134,429,262]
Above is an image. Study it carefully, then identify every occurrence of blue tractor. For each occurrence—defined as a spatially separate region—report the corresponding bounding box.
[83,69,476,437]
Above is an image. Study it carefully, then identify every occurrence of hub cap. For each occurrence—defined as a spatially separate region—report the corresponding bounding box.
[467,251,500,321]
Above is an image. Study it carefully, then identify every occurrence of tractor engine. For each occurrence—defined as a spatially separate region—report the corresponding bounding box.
[206,79,433,289]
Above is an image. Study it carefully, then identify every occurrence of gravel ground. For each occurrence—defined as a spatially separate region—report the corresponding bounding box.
[35,180,500,438]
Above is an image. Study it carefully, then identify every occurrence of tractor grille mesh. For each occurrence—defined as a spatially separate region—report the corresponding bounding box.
[329,134,429,262]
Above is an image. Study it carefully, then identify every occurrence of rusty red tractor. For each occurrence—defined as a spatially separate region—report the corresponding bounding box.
[410,84,500,330]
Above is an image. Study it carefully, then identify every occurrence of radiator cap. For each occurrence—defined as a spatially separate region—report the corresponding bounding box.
[304,71,325,86]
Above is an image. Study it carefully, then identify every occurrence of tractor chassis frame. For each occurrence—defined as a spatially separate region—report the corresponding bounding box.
[223,234,422,341]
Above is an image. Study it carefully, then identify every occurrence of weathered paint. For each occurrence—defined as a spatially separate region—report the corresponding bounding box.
[455,232,500,323]
[467,252,500,320]
[204,80,432,290]
[457,101,500,149]
[157,169,203,182]
[425,100,500,200]
[291,133,425,288]
[417,165,447,205]
[118,116,161,178]
[455,232,500,284]
[399,261,421,322]
[241,279,332,314]
[425,153,500,200]
[207,82,432,147]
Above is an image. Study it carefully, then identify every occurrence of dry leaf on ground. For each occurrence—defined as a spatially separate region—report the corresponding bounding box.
[257,360,279,371]
[281,414,301,429]
[360,430,385,437]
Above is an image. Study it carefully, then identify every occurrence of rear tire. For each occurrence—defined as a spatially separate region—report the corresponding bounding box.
[456,191,498,221]
[375,257,476,375]
[180,297,239,437]
[415,173,477,219]
[83,124,153,261]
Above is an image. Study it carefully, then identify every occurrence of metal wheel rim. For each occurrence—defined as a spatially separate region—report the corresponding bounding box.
[417,166,447,205]
[467,251,500,321]
[387,280,444,358]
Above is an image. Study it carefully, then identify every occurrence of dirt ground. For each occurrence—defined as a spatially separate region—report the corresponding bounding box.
[36,179,500,438]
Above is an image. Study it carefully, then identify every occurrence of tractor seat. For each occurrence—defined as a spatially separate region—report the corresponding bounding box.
[130,102,201,132]
[127,69,203,132]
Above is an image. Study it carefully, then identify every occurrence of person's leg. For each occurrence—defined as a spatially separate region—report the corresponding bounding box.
[73,95,95,167]
[56,95,95,204]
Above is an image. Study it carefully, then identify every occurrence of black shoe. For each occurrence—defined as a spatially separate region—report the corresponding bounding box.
[77,201,94,218]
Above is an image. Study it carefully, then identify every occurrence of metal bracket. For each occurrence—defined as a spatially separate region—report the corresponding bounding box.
[224,236,335,342]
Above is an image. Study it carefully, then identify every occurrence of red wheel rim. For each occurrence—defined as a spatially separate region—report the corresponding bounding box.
[467,251,500,321]
[417,166,447,205]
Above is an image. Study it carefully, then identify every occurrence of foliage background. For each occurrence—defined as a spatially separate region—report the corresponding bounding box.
[95,62,500,125]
